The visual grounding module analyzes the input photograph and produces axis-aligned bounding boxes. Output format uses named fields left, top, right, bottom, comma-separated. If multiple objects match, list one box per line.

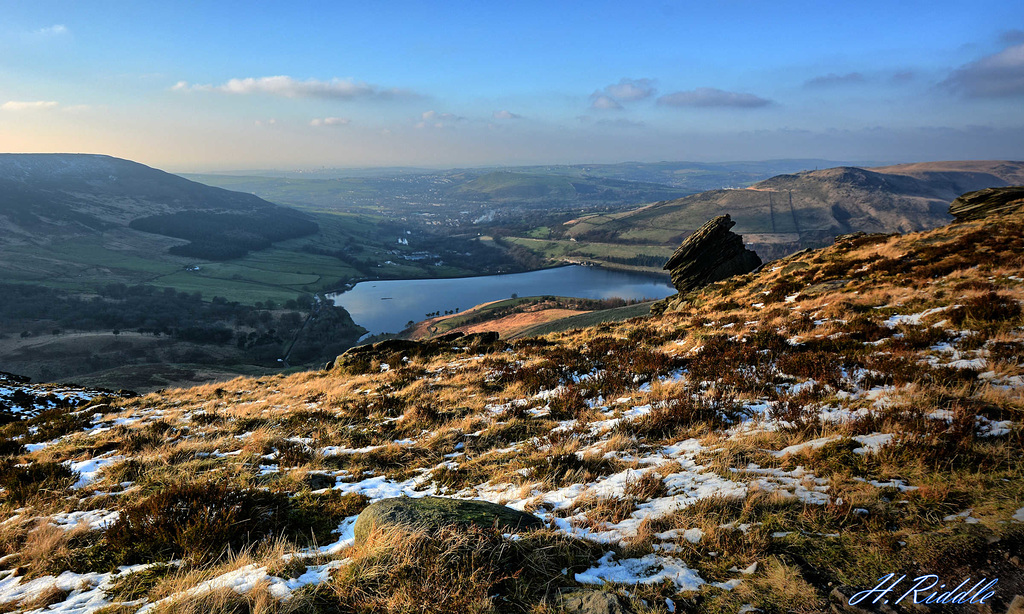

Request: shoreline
left=326, top=260, right=670, bottom=298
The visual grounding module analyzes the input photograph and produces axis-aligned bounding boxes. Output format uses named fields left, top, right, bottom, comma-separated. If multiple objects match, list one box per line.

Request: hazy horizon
left=2, top=1, right=1023, bottom=171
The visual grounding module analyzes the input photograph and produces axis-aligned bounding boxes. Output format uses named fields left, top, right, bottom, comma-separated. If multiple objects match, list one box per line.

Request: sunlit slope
left=563, top=160, right=1024, bottom=259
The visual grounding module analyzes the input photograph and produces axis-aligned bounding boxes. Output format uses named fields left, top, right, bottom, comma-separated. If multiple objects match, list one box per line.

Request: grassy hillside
left=405, top=295, right=643, bottom=340
left=1, top=209, right=1021, bottom=613
left=522, top=161, right=1024, bottom=266
left=0, top=154, right=315, bottom=255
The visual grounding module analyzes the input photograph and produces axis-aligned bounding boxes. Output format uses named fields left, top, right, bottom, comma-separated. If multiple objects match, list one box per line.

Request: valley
left=1, top=200, right=1021, bottom=613
left=3, top=154, right=1022, bottom=396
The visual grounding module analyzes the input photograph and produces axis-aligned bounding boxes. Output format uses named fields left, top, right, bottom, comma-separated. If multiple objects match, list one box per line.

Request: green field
left=504, top=237, right=674, bottom=274
left=0, top=203, right=519, bottom=307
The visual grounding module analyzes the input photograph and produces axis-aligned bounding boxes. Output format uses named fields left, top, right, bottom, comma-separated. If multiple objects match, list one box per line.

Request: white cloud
left=493, top=109, right=522, bottom=120
left=657, top=87, right=772, bottom=108
left=604, top=78, right=656, bottom=101
left=942, top=42, right=1024, bottom=97
left=173, top=75, right=414, bottom=100
left=310, top=117, right=351, bottom=127
left=1, top=100, right=59, bottom=111
left=589, top=77, right=655, bottom=110
left=34, top=24, right=68, bottom=36
left=421, top=110, right=462, bottom=121
left=590, top=95, right=623, bottom=110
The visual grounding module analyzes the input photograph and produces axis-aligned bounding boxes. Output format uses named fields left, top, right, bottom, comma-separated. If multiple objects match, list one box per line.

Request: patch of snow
left=576, top=552, right=705, bottom=591
left=49, top=510, right=119, bottom=531
left=883, top=306, right=950, bottom=328
left=66, top=454, right=124, bottom=489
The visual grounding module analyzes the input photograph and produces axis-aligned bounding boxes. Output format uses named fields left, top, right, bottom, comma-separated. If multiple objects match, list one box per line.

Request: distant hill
left=448, top=171, right=684, bottom=203
left=562, top=160, right=1024, bottom=260
left=0, top=153, right=317, bottom=259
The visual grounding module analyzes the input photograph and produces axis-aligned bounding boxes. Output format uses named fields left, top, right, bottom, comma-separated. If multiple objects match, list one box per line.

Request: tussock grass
left=3, top=212, right=1024, bottom=613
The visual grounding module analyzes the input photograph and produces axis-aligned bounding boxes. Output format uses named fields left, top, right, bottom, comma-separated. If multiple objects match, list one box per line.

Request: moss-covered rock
left=353, top=495, right=544, bottom=544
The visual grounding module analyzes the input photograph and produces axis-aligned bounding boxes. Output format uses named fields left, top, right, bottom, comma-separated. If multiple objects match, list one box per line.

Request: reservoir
left=327, top=265, right=675, bottom=336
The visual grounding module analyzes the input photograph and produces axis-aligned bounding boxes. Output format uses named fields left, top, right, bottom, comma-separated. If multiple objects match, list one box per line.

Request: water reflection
left=327, top=265, right=674, bottom=336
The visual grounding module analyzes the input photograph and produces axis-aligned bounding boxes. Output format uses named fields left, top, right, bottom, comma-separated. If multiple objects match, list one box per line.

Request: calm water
left=327, top=266, right=674, bottom=336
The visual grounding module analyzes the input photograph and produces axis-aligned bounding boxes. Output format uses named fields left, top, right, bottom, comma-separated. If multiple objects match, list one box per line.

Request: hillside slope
left=0, top=154, right=306, bottom=244
left=0, top=154, right=320, bottom=263
left=562, top=160, right=1024, bottom=261
left=1, top=210, right=1021, bottom=612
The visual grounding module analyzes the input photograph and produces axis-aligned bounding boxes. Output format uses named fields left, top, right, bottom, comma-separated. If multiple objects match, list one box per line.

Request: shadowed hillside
left=0, top=154, right=318, bottom=259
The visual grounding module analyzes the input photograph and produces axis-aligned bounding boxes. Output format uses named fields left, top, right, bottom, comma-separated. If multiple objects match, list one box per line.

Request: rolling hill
left=559, top=160, right=1024, bottom=261
left=0, top=204, right=1021, bottom=613
left=0, top=153, right=318, bottom=259
left=447, top=171, right=687, bottom=203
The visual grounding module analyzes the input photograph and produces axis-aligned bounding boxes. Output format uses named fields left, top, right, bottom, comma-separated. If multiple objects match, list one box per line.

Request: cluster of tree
left=589, top=253, right=667, bottom=268
left=2, top=282, right=294, bottom=350
left=489, top=237, right=546, bottom=270
left=2, top=282, right=365, bottom=371
left=129, top=209, right=319, bottom=260
left=287, top=305, right=364, bottom=364
left=303, top=231, right=517, bottom=279
left=1, top=283, right=248, bottom=336
left=300, top=245, right=369, bottom=274
left=423, top=308, right=461, bottom=318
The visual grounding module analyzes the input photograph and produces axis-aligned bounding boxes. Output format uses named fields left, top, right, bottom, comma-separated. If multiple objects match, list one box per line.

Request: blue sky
left=1, top=1, right=1022, bottom=170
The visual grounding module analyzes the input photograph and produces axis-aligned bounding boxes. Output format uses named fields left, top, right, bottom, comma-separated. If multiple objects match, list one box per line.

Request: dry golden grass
left=2, top=211, right=1023, bottom=613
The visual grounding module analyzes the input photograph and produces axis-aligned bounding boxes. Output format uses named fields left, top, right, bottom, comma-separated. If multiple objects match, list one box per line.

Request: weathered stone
left=830, top=587, right=874, bottom=614
left=1006, top=594, right=1024, bottom=614
left=434, top=331, right=464, bottom=343
left=303, top=472, right=336, bottom=491
left=949, top=186, right=1024, bottom=222
left=830, top=586, right=894, bottom=614
left=462, top=331, right=499, bottom=345
left=353, top=496, right=544, bottom=544
left=662, top=214, right=762, bottom=295
left=554, top=589, right=634, bottom=614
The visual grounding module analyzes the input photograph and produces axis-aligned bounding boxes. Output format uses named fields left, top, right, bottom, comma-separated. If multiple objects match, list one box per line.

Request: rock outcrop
left=949, top=186, right=1024, bottom=222
left=553, top=589, right=635, bottom=614
left=330, top=331, right=501, bottom=371
left=662, top=214, right=761, bottom=294
left=352, top=496, right=544, bottom=544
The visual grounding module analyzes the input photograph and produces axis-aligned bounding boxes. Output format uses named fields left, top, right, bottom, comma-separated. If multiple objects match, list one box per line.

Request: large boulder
left=353, top=496, right=544, bottom=544
left=949, top=186, right=1024, bottom=222
left=662, top=214, right=762, bottom=295
left=554, top=589, right=635, bottom=614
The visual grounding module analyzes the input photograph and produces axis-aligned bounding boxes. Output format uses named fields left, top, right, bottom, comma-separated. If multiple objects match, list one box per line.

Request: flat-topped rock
left=949, top=186, right=1024, bottom=222
left=353, top=496, right=544, bottom=544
